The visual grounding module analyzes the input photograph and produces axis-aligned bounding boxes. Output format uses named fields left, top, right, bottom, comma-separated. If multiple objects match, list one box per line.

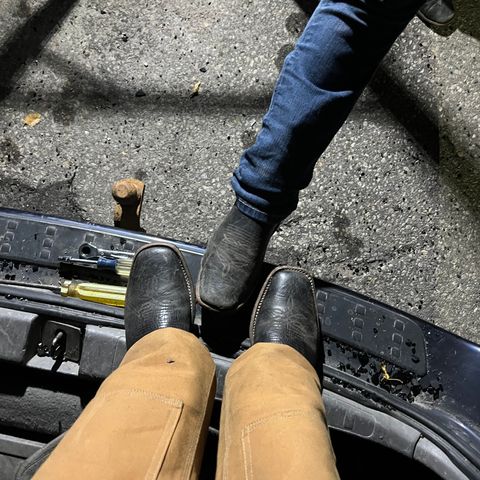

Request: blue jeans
left=232, top=0, right=425, bottom=224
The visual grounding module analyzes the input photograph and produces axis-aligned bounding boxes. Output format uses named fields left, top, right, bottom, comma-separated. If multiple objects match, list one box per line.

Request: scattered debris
left=199, top=66, right=207, bottom=73
left=358, top=351, right=369, bottom=367
left=324, top=336, right=444, bottom=403
left=23, top=113, right=42, bottom=127
left=380, top=364, right=403, bottom=384
left=122, top=33, right=129, bottom=42
left=190, top=81, right=201, bottom=98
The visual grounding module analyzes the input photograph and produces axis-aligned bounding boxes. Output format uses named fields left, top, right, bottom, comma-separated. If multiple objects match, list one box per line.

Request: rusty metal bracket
left=112, top=178, right=145, bottom=232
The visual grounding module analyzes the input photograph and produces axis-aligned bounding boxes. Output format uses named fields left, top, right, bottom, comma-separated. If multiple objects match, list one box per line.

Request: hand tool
left=60, top=280, right=126, bottom=307
left=59, top=256, right=132, bottom=278
left=78, top=243, right=135, bottom=260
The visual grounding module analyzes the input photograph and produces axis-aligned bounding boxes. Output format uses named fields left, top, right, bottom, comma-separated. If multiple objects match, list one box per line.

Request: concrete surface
left=0, top=0, right=479, bottom=343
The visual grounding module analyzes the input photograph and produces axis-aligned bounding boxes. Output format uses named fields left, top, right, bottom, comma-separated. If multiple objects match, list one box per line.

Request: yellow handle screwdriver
left=60, top=280, right=127, bottom=307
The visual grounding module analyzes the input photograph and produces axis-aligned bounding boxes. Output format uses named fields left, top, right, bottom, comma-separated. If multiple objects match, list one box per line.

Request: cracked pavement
left=0, top=0, right=479, bottom=343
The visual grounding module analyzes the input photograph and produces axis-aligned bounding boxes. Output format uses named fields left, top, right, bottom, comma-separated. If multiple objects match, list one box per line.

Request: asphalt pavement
left=0, top=0, right=479, bottom=343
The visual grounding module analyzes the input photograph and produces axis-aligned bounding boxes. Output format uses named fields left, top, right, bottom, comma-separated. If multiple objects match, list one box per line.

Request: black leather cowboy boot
left=124, top=243, right=195, bottom=349
left=250, top=266, right=320, bottom=367
left=417, top=0, right=455, bottom=26
left=197, top=204, right=277, bottom=312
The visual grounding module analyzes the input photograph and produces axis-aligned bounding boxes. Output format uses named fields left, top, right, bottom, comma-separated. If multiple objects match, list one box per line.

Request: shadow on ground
left=3, top=50, right=272, bottom=121
left=0, top=176, right=84, bottom=221
left=0, top=0, right=79, bottom=101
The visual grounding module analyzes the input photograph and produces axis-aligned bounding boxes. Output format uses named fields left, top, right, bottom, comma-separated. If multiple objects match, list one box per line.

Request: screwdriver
left=58, top=256, right=132, bottom=278
left=60, top=280, right=126, bottom=307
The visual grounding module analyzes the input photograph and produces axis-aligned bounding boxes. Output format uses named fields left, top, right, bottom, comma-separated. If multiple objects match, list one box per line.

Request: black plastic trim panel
left=317, top=285, right=426, bottom=375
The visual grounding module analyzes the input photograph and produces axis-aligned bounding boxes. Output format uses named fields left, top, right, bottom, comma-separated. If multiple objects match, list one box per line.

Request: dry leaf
left=190, top=81, right=201, bottom=98
left=24, top=112, right=42, bottom=127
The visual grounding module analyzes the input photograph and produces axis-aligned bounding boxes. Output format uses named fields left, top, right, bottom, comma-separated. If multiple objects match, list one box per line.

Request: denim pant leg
left=232, top=0, right=425, bottom=224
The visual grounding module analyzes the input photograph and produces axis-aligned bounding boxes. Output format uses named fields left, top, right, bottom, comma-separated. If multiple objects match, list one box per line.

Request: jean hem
left=235, top=198, right=284, bottom=226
